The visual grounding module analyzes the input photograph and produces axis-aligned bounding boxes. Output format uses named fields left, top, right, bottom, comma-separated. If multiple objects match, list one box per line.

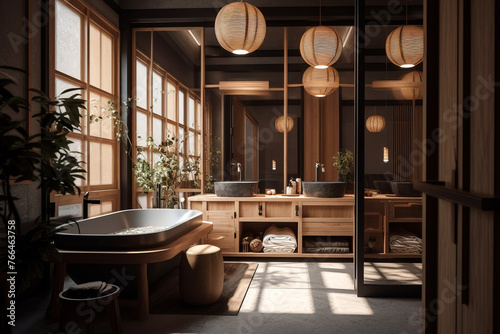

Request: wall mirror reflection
left=132, top=28, right=204, bottom=209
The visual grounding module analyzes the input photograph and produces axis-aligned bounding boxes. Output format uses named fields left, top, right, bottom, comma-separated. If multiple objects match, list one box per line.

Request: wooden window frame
left=132, top=46, right=204, bottom=207
left=49, top=0, right=120, bottom=216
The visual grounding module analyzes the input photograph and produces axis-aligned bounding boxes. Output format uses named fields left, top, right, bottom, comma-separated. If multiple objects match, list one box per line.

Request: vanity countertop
left=188, top=194, right=421, bottom=202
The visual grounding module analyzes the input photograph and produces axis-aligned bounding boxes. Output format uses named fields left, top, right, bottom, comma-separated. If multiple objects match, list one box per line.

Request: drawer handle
left=295, top=205, right=299, bottom=216
left=258, top=204, right=263, bottom=216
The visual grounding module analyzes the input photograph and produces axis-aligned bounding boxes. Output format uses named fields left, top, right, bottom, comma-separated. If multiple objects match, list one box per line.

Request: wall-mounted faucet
left=315, top=162, right=325, bottom=182
left=83, top=192, right=101, bottom=219
left=231, top=162, right=242, bottom=181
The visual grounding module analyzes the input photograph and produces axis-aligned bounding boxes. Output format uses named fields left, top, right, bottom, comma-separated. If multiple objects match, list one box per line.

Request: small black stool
left=58, top=283, right=122, bottom=334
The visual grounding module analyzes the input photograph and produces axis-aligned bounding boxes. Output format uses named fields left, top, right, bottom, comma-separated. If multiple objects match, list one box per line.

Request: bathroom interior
left=4, top=0, right=498, bottom=333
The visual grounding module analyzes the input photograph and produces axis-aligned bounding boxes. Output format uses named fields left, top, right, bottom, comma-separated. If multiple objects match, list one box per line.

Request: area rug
left=150, top=262, right=258, bottom=315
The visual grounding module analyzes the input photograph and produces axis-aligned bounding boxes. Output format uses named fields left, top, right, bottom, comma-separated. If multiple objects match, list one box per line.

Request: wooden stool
left=179, top=245, right=224, bottom=305
left=59, top=284, right=122, bottom=334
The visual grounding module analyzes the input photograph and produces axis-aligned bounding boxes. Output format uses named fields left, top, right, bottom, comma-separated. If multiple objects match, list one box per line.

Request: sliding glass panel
left=358, top=0, right=424, bottom=297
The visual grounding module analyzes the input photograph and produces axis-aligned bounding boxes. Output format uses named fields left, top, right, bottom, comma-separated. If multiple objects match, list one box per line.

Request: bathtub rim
left=55, top=208, right=203, bottom=237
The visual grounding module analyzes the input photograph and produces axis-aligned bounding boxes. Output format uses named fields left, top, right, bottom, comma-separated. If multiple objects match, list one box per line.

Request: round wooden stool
left=59, top=283, right=122, bottom=334
left=179, top=244, right=224, bottom=305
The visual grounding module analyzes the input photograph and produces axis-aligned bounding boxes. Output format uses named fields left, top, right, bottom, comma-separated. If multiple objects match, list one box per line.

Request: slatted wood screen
left=393, top=105, right=413, bottom=181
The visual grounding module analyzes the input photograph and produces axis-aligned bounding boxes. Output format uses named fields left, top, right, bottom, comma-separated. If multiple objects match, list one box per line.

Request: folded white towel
left=263, top=225, right=297, bottom=253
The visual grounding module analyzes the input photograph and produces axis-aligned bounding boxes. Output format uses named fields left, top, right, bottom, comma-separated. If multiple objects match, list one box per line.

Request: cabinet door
left=205, top=212, right=236, bottom=252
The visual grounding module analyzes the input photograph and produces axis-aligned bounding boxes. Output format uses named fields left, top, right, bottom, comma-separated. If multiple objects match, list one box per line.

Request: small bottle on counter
left=296, top=178, right=302, bottom=194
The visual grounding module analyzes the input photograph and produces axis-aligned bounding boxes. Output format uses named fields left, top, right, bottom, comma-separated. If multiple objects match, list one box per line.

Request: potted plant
left=0, top=67, right=86, bottom=294
left=133, top=132, right=200, bottom=208
left=332, top=149, right=354, bottom=193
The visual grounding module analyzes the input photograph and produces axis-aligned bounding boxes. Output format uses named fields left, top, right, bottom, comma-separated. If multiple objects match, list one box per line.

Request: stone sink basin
left=390, top=182, right=422, bottom=197
left=214, top=181, right=259, bottom=197
left=302, top=181, right=346, bottom=198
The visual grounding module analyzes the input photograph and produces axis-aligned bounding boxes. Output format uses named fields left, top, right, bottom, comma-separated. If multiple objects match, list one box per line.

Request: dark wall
left=153, top=31, right=198, bottom=89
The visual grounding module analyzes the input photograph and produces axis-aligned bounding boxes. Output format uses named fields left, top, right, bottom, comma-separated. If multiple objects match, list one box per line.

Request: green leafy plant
left=0, top=66, right=86, bottom=291
left=332, top=149, right=354, bottom=185
left=133, top=132, right=200, bottom=208
left=204, top=136, right=221, bottom=193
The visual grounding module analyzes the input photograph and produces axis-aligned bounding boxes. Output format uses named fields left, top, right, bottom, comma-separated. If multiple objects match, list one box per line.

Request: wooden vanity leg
left=48, top=262, right=66, bottom=319
left=136, top=263, right=149, bottom=320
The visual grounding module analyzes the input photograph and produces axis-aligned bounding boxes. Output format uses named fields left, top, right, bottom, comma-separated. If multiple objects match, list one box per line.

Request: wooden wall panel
left=463, top=0, right=495, bottom=331
left=304, top=93, right=320, bottom=181
left=232, top=96, right=246, bottom=179
left=303, top=90, right=340, bottom=181
left=437, top=0, right=458, bottom=332
left=322, top=90, right=340, bottom=181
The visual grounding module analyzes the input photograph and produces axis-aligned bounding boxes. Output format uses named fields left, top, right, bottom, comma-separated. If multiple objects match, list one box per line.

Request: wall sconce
left=272, top=160, right=276, bottom=170
left=383, top=147, right=389, bottom=163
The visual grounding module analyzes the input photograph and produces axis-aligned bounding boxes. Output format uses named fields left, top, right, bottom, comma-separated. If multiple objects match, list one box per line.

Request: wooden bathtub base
left=48, top=222, right=213, bottom=320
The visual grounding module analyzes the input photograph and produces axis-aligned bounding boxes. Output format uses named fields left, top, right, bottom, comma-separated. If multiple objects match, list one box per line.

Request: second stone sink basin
left=302, top=181, right=346, bottom=198
left=214, top=181, right=259, bottom=197
left=390, top=182, right=422, bottom=197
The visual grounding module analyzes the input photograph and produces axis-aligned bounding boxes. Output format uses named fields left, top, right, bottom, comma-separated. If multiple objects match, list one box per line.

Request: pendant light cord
left=319, top=0, right=322, bottom=26
left=406, top=0, right=408, bottom=25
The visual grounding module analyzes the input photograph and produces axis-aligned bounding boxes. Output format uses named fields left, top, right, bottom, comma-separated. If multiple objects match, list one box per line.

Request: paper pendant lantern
left=214, top=2, right=266, bottom=55
left=275, top=116, right=294, bottom=133
left=401, top=71, right=424, bottom=100
left=385, top=25, right=424, bottom=68
left=366, top=115, right=386, bottom=132
left=303, top=66, right=340, bottom=97
left=300, top=26, right=342, bottom=68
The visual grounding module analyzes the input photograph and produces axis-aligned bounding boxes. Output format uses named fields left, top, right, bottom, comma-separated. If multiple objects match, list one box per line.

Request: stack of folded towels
left=303, top=237, right=350, bottom=253
left=263, top=225, right=297, bottom=253
left=390, top=227, right=422, bottom=254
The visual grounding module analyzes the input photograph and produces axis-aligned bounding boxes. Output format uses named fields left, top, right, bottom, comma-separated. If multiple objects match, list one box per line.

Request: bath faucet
left=83, top=192, right=101, bottom=219
left=154, top=183, right=166, bottom=208
left=231, top=162, right=242, bottom=181
left=315, top=162, right=325, bottom=182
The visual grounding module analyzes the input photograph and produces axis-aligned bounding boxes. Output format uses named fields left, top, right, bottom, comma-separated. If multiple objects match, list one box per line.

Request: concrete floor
left=18, top=261, right=422, bottom=334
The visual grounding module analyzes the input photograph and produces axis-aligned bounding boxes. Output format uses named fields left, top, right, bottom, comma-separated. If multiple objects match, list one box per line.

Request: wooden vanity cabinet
left=189, top=200, right=237, bottom=252
left=188, top=195, right=421, bottom=259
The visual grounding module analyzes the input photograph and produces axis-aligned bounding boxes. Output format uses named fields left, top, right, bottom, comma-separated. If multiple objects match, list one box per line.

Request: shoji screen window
left=51, top=0, right=119, bottom=217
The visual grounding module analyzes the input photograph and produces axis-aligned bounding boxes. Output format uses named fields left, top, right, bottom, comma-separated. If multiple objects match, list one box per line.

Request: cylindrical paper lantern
left=302, top=66, right=340, bottom=97
left=401, top=71, right=424, bottom=100
left=214, top=2, right=266, bottom=55
left=385, top=25, right=424, bottom=68
left=275, top=116, right=294, bottom=133
left=366, top=115, right=386, bottom=133
left=300, top=26, right=343, bottom=68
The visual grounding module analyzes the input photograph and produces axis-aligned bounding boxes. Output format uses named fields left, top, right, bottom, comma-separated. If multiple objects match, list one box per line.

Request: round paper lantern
left=401, top=71, right=424, bottom=100
left=300, top=26, right=342, bottom=69
left=275, top=116, right=294, bottom=133
left=302, top=66, right=340, bottom=97
left=214, top=2, right=266, bottom=55
left=385, top=25, right=424, bottom=68
left=366, top=115, right=386, bottom=133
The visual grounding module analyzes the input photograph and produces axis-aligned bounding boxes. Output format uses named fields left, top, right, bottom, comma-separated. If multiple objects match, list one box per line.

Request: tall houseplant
left=332, top=149, right=354, bottom=193
left=0, top=67, right=86, bottom=291
left=133, top=132, right=200, bottom=208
